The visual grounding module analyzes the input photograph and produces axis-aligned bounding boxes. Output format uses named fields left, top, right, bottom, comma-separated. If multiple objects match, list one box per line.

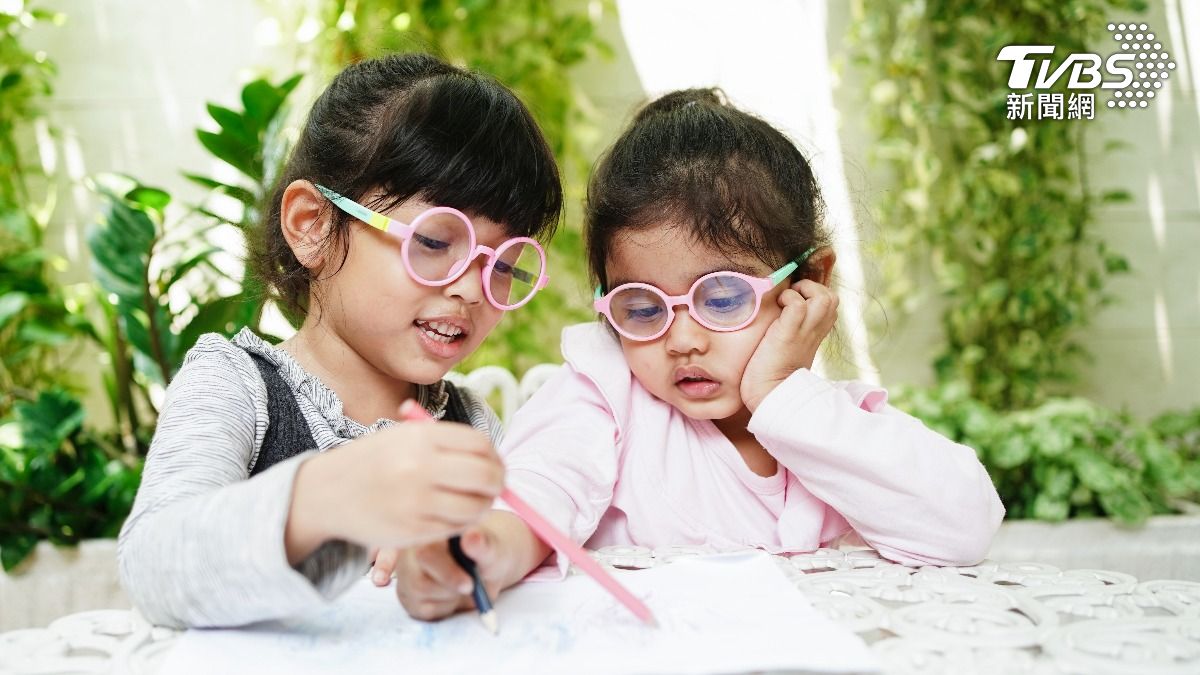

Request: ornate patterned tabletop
left=3, top=546, right=1199, bottom=674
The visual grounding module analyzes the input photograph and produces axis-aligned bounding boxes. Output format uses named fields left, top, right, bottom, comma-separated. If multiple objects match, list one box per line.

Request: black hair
left=586, top=88, right=828, bottom=292
left=253, top=52, right=562, bottom=318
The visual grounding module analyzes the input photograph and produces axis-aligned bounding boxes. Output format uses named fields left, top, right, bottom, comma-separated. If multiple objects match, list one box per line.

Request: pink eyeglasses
left=593, top=248, right=815, bottom=341
left=316, top=184, right=550, bottom=310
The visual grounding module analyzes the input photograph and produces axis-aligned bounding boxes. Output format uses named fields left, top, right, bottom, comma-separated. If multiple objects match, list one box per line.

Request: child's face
left=317, top=197, right=508, bottom=385
left=605, top=225, right=786, bottom=420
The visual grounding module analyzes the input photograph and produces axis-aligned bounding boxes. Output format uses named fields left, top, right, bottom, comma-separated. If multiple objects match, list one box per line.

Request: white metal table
left=3, top=547, right=1199, bottom=674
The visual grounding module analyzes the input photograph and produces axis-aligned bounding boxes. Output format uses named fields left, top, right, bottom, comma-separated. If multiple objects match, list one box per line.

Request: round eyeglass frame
left=592, top=248, right=815, bottom=341
left=315, top=183, right=549, bottom=310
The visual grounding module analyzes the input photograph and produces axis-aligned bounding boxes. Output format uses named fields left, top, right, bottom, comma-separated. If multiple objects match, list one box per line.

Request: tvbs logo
left=997, top=23, right=1174, bottom=116
left=997, top=45, right=1135, bottom=90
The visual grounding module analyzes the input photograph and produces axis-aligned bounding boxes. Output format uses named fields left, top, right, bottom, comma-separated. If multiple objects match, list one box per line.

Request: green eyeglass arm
left=769, top=246, right=817, bottom=286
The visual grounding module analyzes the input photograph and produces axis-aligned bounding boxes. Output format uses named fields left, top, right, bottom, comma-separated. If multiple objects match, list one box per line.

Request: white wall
left=1080, top=0, right=1200, bottom=418
left=30, top=0, right=291, bottom=264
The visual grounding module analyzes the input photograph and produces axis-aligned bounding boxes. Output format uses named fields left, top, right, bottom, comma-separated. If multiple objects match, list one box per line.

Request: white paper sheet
left=161, top=553, right=879, bottom=675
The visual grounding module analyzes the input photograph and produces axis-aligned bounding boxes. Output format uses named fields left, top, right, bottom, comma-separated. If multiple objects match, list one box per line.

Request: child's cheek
left=725, top=304, right=781, bottom=378
left=472, top=307, right=504, bottom=343
left=619, top=343, right=667, bottom=392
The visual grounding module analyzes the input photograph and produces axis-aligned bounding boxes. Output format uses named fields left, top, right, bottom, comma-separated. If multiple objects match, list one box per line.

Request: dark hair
left=585, top=88, right=828, bottom=292
left=253, top=53, right=562, bottom=318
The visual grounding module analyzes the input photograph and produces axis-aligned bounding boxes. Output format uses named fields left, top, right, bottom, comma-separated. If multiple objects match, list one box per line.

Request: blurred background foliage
left=1, top=0, right=1198, bottom=570
left=1, top=2, right=304, bottom=567
left=850, top=0, right=1147, bottom=411
left=1, top=4, right=143, bottom=569
left=848, top=0, right=1197, bottom=523
left=0, top=4, right=78, bottom=419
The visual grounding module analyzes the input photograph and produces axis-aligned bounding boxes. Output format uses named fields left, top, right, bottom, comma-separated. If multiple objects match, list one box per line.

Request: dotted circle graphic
left=1107, top=23, right=1174, bottom=111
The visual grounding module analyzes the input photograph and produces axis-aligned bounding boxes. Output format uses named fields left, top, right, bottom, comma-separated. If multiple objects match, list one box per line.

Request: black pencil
left=448, top=535, right=498, bottom=634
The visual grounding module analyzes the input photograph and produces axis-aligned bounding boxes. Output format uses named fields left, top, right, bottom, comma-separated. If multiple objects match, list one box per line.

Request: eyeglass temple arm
left=314, top=184, right=392, bottom=232
left=768, top=246, right=818, bottom=286
left=594, top=246, right=819, bottom=298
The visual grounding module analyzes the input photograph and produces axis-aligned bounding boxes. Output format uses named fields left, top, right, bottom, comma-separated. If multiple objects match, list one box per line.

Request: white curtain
left=616, top=0, right=879, bottom=383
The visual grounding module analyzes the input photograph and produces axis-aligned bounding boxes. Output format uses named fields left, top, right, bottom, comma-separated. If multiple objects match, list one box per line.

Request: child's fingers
left=422, top=424, right=496, bottom=457
left=395, top=572, right=463, bottom=621
left=371, top=548, right=400, bottom=585
left=424, top=489, right=495, bottom=526
left=431, top=453, right=505, bottom=497
left=793, top=278, right=831, bottom=299
left=792, top=280, right=838, bottom=326
left=772, top=289, right=808, bottom=334
left=459, top=526, right=497, bottom=568
left=396, top=553, right=467, bottom=606
left=415, top=544, right=475, bottom=596
left=794, top=280, right=838, bottom=311
left=404, top=596, right=463, bottom=622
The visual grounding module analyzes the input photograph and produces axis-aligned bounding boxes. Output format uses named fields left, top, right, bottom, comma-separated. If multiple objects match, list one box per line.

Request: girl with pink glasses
left=117, top=53, right=560, bottom=628
left=389, top=89, right=1005, bottom=621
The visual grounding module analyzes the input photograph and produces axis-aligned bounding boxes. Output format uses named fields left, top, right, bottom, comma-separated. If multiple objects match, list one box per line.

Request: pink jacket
left=498, top=323, right=1005, bottom=569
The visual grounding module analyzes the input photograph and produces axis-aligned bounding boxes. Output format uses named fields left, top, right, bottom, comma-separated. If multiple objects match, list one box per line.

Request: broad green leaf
left=205, top=103, right=256, bottom=146
left=182, top=173, right=257, bottom=208
left=126, top=186, right=171, bottom=215
left=196, top=130, right=261, bottom=182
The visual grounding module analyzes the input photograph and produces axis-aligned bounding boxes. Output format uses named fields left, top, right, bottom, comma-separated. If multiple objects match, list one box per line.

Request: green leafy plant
left=0, top=242, right=93, bottom=416
left=0, top=2, right=62, bottom=211
left=850, top=0, right=1145, bottom=409
left=1151, top=409, right=1200, bottom=493
left=268, top=0, right=612, bottom=373
left=0, top=2, right=79, bottom=420
left=895, top=383, right=1200, bottom=524
left=0, top=73, right=303, bottom=569
left=0, top=390, right=141, bottom=570
left=85, top=75, right=305, bottom=453
left=0, top=3, right=131, bottom=571
left=185, top=73, right=304, bottom=330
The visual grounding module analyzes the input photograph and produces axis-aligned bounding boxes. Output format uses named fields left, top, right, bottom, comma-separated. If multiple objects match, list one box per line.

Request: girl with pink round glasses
left=389, top=88, right=1005, bottom=621
left=118, top=53, right=560, bottom=628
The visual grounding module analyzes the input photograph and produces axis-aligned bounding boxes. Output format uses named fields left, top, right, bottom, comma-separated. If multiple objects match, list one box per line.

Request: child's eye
left=491, top=261, right=536, bottom=284
left=703, top=294, right=750, bottom=313
left=413, top=233, right=451, bottom=251
left=624, top=305, right=663, bottom=322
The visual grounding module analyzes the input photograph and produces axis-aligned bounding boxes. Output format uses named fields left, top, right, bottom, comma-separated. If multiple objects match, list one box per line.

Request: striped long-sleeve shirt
left=116, top=328, right=502, bottom=628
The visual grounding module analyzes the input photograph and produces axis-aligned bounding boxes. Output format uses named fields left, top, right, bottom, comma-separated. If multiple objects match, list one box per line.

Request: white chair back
left=446, top=363, right=562, bottom=426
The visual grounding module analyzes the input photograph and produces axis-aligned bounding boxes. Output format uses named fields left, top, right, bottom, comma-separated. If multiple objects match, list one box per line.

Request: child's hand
left=740, top=279, right=839, bottom=413
left=388, top=510, right=550, bottom=621
left=391, top=523, right=506, bottom=621
left=284, top=417, right=505, bottom=563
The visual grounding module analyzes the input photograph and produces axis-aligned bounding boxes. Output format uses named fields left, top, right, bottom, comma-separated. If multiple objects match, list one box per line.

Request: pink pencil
left=499, top=487, right=656, bottom=626
left=398, top=400, right=656, bottom=626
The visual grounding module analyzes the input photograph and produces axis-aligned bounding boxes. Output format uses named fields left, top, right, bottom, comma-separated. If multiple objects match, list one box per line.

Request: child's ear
left=803, top=246, right=837, bottom=286
left=280, top=180, right=333, bottom=271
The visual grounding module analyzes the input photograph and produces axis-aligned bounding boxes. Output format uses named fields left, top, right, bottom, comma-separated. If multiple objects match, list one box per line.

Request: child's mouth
left=676, top=377, right=720, bottom=398
left=414, top=319, right=467, bottom=345
left=674, top=366, right=721, bottom=399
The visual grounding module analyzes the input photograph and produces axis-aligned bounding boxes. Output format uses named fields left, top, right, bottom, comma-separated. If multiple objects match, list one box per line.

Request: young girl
left=386, top=89, right=1005, bottom=620
left=117, top=53, right=562, bottom=628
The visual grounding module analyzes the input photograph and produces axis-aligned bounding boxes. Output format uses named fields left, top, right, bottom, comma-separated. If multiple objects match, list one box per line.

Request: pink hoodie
left=498, top=322, right=1005, bottom=570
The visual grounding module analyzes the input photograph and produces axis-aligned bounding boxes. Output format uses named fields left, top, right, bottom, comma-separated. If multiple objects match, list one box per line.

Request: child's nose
left=664, top=308, right=709, bottom=356
left=444, top=255, right=488, bottom=306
